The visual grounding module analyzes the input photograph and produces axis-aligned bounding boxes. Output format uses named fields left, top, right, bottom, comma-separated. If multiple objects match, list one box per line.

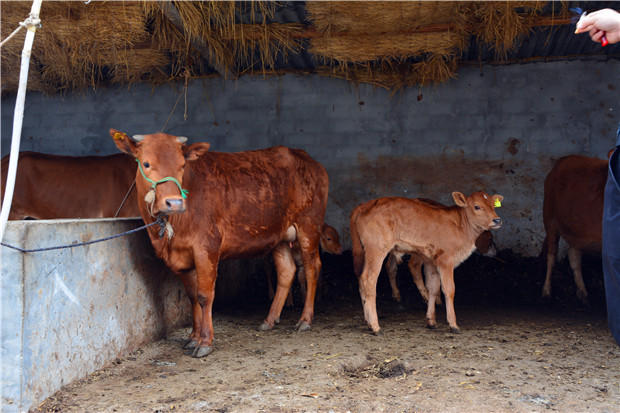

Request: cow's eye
left=143, top=162, right=150, bottom=168
left=474, top=205, right=481, bottom=210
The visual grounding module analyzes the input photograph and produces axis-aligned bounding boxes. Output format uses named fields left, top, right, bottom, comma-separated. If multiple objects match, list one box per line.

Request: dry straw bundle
left=1, top=1, right=552, bottom=94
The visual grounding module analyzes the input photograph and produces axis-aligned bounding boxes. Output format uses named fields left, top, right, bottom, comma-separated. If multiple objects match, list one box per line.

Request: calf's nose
left=493, top=218, right=502, bottom=227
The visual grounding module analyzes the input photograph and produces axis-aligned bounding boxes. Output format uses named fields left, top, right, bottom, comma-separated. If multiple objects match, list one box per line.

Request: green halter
left=135, top=159, right=188, bottom=199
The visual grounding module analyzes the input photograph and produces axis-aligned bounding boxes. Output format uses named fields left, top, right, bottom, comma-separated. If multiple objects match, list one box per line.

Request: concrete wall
left=1, top=218, right=190, bottom=412
left=2, top=60, right=619, bottom=256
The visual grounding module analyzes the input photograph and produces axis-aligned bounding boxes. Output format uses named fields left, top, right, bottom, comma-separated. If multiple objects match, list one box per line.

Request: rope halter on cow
left=135, top=159, right=187, bottom=239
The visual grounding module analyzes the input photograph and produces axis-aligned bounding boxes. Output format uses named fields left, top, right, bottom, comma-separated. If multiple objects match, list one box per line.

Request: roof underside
left=1, top=1, right=619, bottom=95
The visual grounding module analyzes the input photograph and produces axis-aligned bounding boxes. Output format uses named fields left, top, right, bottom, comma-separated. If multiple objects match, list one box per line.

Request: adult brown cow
left=111, top=129, right=329, bottom=358
left=351, top=191, right=503, bottom=334
left=540, top=154, right=607, bottom=304
left=1, top=151, right=138, bottom=219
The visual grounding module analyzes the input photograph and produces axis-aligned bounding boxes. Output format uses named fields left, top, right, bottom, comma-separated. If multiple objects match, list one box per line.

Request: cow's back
left=1, top=152, right=138, bottom=219
left=543, top=155, right=607, bottom=252
left=169, top=146, right=329, bottom=260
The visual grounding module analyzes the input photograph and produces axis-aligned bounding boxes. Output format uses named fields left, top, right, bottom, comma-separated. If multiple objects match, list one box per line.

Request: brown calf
left=540, top=155, right=607, bottom=304
left=351, top=192, right=503, bottom=334
left=384, top=198, right=497, bottom=304
left=1, top=152, right=138, bottom=219
left=112, top=129, right=328, bottom=357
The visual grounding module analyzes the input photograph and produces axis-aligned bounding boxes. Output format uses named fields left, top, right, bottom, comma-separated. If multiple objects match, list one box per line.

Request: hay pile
left=0, top=1, right=565, bottom=94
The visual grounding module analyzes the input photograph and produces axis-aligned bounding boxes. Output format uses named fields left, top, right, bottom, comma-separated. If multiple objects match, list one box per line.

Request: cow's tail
left=350, top=207, right=365, bottom=277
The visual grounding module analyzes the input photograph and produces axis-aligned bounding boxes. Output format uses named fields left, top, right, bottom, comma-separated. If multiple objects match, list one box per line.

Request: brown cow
left=1, top=152, right=138, bottom=219
left=351, top=191, right=503, bottom=334
left=540, top=154, right=607, bottom=304
left=111, top=129, right=329, bottom=358
left=384, top=198, right=497, bottom=304
left=267, top=223, right=343, bottom=307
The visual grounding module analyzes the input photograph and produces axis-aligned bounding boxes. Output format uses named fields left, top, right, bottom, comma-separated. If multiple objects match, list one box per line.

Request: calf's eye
left=474, top=205, right=481, bottom=210
left=143, top=162, right=150, bottom=168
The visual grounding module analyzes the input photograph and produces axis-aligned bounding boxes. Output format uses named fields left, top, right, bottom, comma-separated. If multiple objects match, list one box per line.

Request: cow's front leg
left=260, top=243, right=296, bottom=331
left=424, top=265, right=441, bottom=329
left=178, top=270, right=201, bottom=349
left=192, top=253, right=219, bottom=358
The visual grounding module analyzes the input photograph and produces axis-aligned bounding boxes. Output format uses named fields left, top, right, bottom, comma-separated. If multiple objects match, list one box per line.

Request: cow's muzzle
left=162, top=197, right=186, bottom=214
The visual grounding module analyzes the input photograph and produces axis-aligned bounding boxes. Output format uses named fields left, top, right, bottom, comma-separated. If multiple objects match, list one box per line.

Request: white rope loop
left=0, top=12, right=41, bottom=49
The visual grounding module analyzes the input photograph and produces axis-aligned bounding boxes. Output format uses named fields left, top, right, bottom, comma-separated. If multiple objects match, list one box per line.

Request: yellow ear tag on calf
left=113, top=132, right=125, bottom=140
left=494, top=199, right=502, bottom=208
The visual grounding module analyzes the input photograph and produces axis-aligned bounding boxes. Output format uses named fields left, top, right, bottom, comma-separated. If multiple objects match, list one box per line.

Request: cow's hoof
left=426, top=321, right=437, bottom=330
left=371, top=329, right=383, bottom=336
left=450, top=327, right=461, bottom=334
left=296, top=321, right=311, bottom=332
left=183, top=339, right=199, bottom=349
left=192, top=345, right=213, bottom=358
left=258, top=323, right=273, bottom=332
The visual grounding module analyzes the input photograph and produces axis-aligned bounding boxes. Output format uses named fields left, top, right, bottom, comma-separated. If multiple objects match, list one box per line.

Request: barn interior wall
left=2, top=60, right=618, bottom=257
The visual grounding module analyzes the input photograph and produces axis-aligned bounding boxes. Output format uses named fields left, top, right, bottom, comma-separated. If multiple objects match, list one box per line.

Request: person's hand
left=575, top=8, right=620, bottom=45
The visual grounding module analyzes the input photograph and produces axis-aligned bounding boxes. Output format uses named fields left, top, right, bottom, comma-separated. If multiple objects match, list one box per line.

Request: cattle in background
left=1, top=152, right=138, bottom=219
left=383, top=198, right=497, bottom=305
left=111, top=129, right=329, bottom=358
left=267, top=223, right=343, bottom=307
left=351, top=192, right=503, bottom=334
left=540, top=154, right=607, bottom=304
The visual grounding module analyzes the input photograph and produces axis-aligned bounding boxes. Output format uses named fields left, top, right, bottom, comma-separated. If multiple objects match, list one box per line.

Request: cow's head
left=453, top=191, right=503, bottom=231
left=110, top=129, right=209, bottom=215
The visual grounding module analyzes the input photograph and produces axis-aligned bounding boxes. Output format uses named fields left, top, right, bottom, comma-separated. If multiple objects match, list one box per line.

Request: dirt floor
left=35, top=251, right=619, bottom=412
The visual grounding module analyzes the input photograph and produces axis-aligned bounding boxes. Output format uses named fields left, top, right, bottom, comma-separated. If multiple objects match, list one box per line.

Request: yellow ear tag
left=113, top=132, right=125, bottom=140
left=494, top=199, right=502, bottom=208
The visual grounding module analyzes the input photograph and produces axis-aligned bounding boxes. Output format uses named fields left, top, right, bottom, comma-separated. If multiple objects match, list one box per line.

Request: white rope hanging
left=0, top=13, right=41, bottom=49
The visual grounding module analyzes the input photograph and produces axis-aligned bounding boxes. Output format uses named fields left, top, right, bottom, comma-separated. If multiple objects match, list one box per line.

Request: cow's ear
left=110, top=129, right=137, bottom=156
left=184, top=142, right=210, bottom=161
left=452, top=191, right=467, bottom=207
left=492, top=194, right=504, bottom=203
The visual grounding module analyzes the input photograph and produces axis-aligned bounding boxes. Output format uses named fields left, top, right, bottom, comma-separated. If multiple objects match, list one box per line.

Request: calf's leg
left=358, top=250, right=385, bottom=334
left=385, top=253, right=403, bottom=303
left=424, top=265, right=441, bottom=329
left=437, top=259, right=460, bottom=334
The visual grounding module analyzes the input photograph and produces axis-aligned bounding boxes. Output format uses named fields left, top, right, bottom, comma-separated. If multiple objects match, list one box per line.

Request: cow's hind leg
left=568, top=247, right=589, bottom=304
left=407, top=256, right=429, bottom=303
left=541, top=230, right=560, bottom=299
left=178, top=270, right=201, bottom=350
left=260, top=243, right=296, bottom=331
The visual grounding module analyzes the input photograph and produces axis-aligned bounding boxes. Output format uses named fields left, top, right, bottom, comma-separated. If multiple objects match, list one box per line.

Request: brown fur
left=350, top=191, right=503, bottom=334
left=111, top=129, right=329, bottom=357
left=1, top=152, right=138, bottom=219
left=540, top=155, right=607, bottom=304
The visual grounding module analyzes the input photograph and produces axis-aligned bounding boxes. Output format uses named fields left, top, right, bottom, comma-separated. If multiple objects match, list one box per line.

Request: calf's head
left=453, top=191, right=503, bottom=231
left=320, top=224, right=343, bottom=255
left=110, top=129, right=209, bottom=215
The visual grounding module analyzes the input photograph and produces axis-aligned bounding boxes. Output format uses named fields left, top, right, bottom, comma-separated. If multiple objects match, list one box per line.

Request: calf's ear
left=492, top=194, right=504, bottom=203
left=452, top=191, right=467, bottom=207
left=184, top=142, right=210, bottom=161
left=110, top=129, right=137, bottom=156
